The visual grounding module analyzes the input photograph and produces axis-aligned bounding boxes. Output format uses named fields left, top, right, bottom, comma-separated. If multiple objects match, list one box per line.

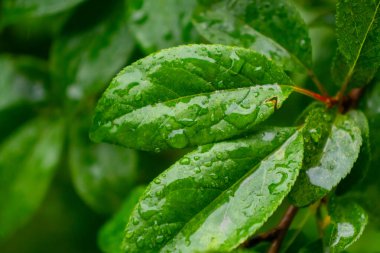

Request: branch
left=267, top=205, right=299, bottom=253
left=307, top=69, right=329, bottom=97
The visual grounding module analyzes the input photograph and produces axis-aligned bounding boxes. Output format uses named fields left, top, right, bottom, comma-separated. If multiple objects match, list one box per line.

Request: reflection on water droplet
left=262, top=131, right=276, bottom=141
left=125, top=231, right=134, bottom=239
left=332, top=222, right=355, bottom=246
left=194, top=167, right=201, bottom=173
left=132, top=10, right=148, bottom=24
left=154, top=178, right=161, bottom=184
left=194, top=156, right=200, bottom=161
left=268, top=171, right=288, bottom=194
left=180, top=157, right=191, bottom=165
left=167, top=129, right=189, bottom=148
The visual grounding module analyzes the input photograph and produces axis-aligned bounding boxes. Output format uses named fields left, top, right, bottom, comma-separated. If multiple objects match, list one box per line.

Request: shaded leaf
left=332, top=0, right=380, bottom=88
left=127, top=0, right=199, bottom=53
left=193, top=0, right=312, bottom=71
left=98, top=186, right=146, bottom=253
left=51, top=0, right=135, bottom=100
left=1, top=0, right=84, bottom=24
left=90, top=44, right=293, bottom=151
left=69, top=119, right=139, bottom=214
left=0, top=117, right=64, bottom=241
left=289, top=104, right=362, bottom=206
left=122, top=127, right=303, bottom=252
left=325, top=198, right=368, bottom=252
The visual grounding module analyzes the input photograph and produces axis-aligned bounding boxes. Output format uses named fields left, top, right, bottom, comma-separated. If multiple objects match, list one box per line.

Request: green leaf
left=289, top=104, right=362, bottom=207
left=90, top=44, right=293, bottom=151
left=122, top=127, right=303, bottom=252
left=0, top=117, right=64, bottom=241
left=336, top=110, right=370, bottom=195
left=51, top=0, right=135, bottom=100
left=332, top=0, right=380, bottom=88
left=0, top=55, right=47, bottom=111
left=1, top=0, right=84, bottom=24
left=98, top=186, right=146, bottom=253
left=325, top=198, right=368, bottom=252
left=69, top=119, right=139, bottom=214
left=193, top=0, right=312, bottom=71
left=127, top=0, right=199, bottom=53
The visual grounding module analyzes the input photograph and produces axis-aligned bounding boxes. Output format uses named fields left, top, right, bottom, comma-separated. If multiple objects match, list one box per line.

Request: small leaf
left=127, top=0, right=199, bottom=53
left=193, top=0, right=312, bottom=71
left=51, top=0, right=135, bottom=100
left=289, top=104, right=362, bottom=206
left=0, top=117, right=64, bottom=241
left=325, top=198, right=368, bottom=252
left=69, top=119, right=139, bottom=214
left=122, top=127, right=303, bottom=252
left=90, top=44, right=293, bottom=151
left=98, top=186, right=146, bottom=253
left=1, top=0, right=84, bottom=24
left=332, top=0, right=380, bottom=88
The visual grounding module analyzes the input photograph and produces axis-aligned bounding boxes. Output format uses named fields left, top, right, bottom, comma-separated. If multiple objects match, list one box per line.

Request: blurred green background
left=0, top=0, right=379, bottom=252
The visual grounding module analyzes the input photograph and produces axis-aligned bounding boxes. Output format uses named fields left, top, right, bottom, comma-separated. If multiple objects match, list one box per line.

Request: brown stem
left=267, top=205, right=299, bottom=253
left=307, top=69, right=329, bottom=97
left=292, top=86, right=337, bottom=107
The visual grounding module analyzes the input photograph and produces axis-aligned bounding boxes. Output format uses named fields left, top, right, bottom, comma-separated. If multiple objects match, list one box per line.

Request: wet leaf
left=0, top=117, right=64, bottom=242
left=69, top=119, right=139, bottom=214
left=1, top=0, right=84, bottom=24
left=325, top=198, right=368, bottom=252
left=122, top=127, right=303, bottom=252
left=127, top=0, right=199, bottom=53
left=51, top=0, right=134, bottom=100
left=193, top=0, right=312, bottom=71
left=98, top=186, right=146, bottom=253
left=289, top=104, right=362, bottom=206
left=90, top=44, right=293, bottom=151
left=332, top=0, right=380, bottom=88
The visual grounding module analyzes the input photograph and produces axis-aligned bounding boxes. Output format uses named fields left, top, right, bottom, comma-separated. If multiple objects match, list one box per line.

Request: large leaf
left=90, top=45, right=293, bottom=151
left=122, top=127, right=303, bottom=252
left=193, top=0, right=312, bottom=71
left=0, top=117, right=64, bottom=241
left=324, top=198, right=368, bottom=252
left=332, top=0, right=380, bottom=88
left=1, top=0, right=84, bottom=24
left=127, top=0, right=199, bottom=53
left=51, top=0, right=134, bottom=100
left=0, top=55, right=47, bottom=111
left=69, top=119, right=139, bottom=214
left=289, top=104, right=362, bottom=206
left=98, top=186, right=146, bottom=253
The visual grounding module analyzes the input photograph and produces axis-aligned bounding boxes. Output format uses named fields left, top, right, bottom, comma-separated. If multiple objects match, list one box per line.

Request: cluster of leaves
left=1, top=0, right=380, bottom=252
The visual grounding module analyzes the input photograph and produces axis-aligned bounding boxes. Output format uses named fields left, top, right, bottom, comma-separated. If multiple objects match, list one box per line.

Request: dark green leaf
left=51, top=0, right=134, bottom=100
left=193, top=0, right=312, bottom=71
left=324, top=198, right=368, bottom=252
left=69, top=119, right=139, bottom=214
left=289, top=104, right=362, bottom=206
left=98, top=186, right=146, bottom=253
left=90, top=44, right=293, bottom=151
left=332, top=0, right=380, bottom=88
left=1, top=0, right=84, bottom=24
left=0, top=55, right=47, bottom=111
left=122, top=127, right=303, bottom=252
left=127, top=0, right=199, bottom=53
left=0, top=117, right=64, bottom=241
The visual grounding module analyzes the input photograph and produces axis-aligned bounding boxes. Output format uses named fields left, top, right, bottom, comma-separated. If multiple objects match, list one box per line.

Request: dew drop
left=180, top=157, right=191, bottom=165
left=167, top=129, right=189, bottom=148
left=154, top=178, right=161, bottom=184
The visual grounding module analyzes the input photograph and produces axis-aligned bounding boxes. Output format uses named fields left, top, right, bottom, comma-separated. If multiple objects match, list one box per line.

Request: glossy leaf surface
left=0, top=117, right=64, bottom=241
left=51, top=0, right=134, bottom=100
left=289, top=105, right=362, bottom=206
left=69, top=119, right=139, bottom=214
left=127, top=0, right=199, bottom=53
left=91, top=45, right=293, bottom=151
left=193, top=0, right=312, bottom=71
left=325, top=199, right=368, bottom=252
left=122, top=127, right=303, bottom=252
left=332, top=0, right=380, bottom=88
left=98, top=186, right=146, bottom=253
left=1, top=0, right=84, bottom=24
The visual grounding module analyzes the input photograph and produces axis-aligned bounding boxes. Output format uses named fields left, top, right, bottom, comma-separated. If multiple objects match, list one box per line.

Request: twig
left=267, top=205, right=299, bottom=253
left=307, top=69, right=329, bottom=97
